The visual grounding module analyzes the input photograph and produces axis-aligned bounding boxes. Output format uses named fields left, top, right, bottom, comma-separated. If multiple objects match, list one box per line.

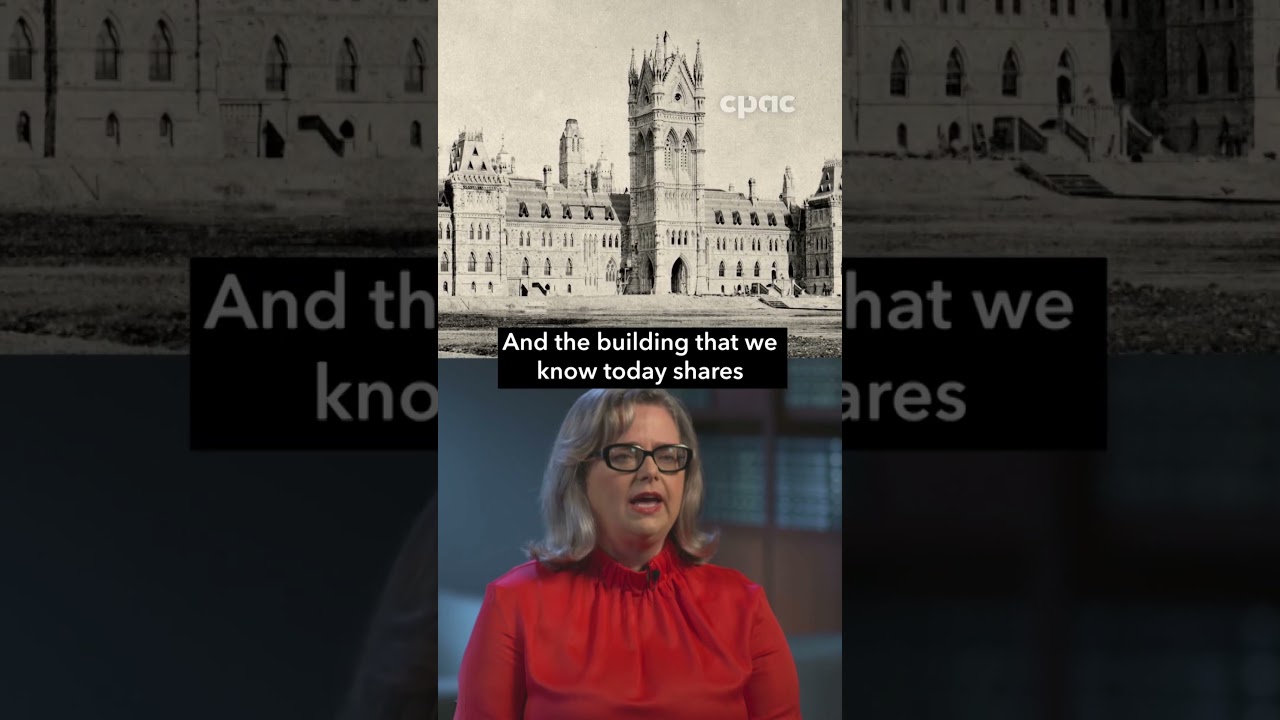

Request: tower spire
left=693, top=39, right=703, bottom=87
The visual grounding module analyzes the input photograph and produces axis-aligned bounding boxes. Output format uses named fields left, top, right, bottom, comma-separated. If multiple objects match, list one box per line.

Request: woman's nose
left=636, top=453, right=661, bottom=478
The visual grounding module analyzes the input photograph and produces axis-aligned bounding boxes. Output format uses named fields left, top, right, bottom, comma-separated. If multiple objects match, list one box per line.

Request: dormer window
left=750, top=212, right=760, bottom=226
left=732, top=211, right=742, bottom=225
left=541, top=203, right=551, bottom=218
left=518, top=202, right=529, bottom=217
left=767, top=213, right=777, bottom=226
left=586, top=207, right=595, bottom=220
left=563, top=205, right=572, bottom=219
left=784, top=215, right=793, bottom=228
left=472, top=147, right=479, bottom=155
left=714, top=210, right=724, bottom=224
left=606, top=207, right=615, bottom=220
left=674, top=92, right=682, bottom=101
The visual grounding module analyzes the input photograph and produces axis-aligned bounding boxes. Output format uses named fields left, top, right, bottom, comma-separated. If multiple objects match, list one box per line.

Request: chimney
left=544, top=165, right=553, bottom=196
left=585, top=169, right=592, bottom=196
left=748, top=178, right=756, bottom=204
left=728, top=182, right=735, bottom=193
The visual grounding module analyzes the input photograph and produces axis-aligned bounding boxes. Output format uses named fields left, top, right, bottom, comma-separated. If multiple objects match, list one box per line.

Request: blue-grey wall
left=439, top=360, right=587, bottom=595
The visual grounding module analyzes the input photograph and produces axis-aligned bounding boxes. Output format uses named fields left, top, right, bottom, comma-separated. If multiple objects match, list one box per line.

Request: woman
left=455, top=389, right=802, bottom=719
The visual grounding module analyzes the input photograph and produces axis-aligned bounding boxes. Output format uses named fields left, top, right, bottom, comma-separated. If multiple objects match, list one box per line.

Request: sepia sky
left=438, top=0, right=840, bottom=199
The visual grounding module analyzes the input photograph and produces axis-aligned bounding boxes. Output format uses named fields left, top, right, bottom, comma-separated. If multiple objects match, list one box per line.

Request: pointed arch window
left=1002, top=50, right=1019, bottom=97
left=890, top=47, right=909, bottom=96
left=566, top=258, right=573, bottom=276
left=440, top=252, right=449, bottom=272
left=266, top=36, right=288, bottom=92
left=467, top=253, right=477, bottom=272
left=485, top=253, right=493, bottom=272
left=544, top=258, right=552, bottom=276
left=719, top=261, right=726, bottom=277
left=1111, top=53, right=1126, bottom=99
left=754, top=262, right=761, bottom=277
left=159, top=113, right=173, bottom=146
left=410, top=121, right=422, bottom=148
left=1226, top=45, right=1239, bottom=93
left=337, top=37, right=358, bottom=93
left=521, top=258, right=530, bottom=276
left=945, top=49, right=964, bottom=97
left=8, top=19, right=34, bottom=81
left=404, top=39, right=426, bottom=93
left=149, top=21, right=173, bottom=82
left=95, top=20, right=121, bottom=80
left=106, top=113, right=120, bottom=146
left=736, top=261, right=744, bottom=277
left=1196, top=45, right=1209, bottom=95
left=17, top=111, right=31, bottom=145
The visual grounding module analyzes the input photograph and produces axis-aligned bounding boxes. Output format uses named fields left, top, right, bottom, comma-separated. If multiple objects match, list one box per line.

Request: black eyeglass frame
left=599, top=443, right=693, bottom=473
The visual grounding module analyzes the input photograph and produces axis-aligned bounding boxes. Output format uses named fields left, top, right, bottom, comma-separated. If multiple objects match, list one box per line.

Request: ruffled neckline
left=585, top=539, right=682, bottom=593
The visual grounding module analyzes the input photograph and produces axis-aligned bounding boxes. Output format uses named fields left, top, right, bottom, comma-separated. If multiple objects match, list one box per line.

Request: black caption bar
left=843, top=257, right=1106, bottom=451
left=190, top=257, right=437, bottom=451
left=497, top=327, right=788, bottom=389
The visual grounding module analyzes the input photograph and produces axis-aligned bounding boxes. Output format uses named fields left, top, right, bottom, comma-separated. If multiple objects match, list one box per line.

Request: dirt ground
left=2, top=190, right=1278, bottom=353
left=848, top=195, right=1280, bottom=352
left=0, top=211, right=429, bottom=353
left=438, top=296, right=842, bottom=358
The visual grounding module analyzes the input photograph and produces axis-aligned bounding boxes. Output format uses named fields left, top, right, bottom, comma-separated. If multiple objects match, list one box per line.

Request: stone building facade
left=844, top=0, right=1280, bottom=157
left=0, top=0, right=434, bottom=160
left=438, top=33, right=841, bottom=298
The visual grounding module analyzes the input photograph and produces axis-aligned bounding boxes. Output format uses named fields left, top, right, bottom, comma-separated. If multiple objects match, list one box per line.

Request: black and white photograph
left=0, top=0, right=436, bottom=354
left=436, top=0, right=842, bottom=359
left=843, top=0, right=1280, bottom=352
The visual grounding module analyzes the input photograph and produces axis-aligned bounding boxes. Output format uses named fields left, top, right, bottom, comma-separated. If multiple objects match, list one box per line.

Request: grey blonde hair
left=526, top=389, right=718, bottom=566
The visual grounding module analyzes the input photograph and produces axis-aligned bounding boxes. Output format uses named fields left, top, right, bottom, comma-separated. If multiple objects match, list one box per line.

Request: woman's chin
left=622, top=514, right=670, bottom=537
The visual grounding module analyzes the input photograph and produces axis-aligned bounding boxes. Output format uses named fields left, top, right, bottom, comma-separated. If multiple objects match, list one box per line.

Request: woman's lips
left=629, top=494, right=663, bottom=515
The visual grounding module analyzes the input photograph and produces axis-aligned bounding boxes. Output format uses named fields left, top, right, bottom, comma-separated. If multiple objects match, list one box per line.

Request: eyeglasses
left=600, top=444, right=692, bottom=473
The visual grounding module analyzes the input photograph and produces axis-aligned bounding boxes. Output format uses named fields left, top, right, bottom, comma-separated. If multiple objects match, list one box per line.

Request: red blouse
left=454, top=541, right=802, bottom=720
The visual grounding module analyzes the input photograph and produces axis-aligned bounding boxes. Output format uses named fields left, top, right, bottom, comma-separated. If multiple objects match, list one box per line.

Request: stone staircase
left=759, top=297, right=789, bottom=310
left=1040, top=173, right=1113, bottom=197
left=1017, top=157, right=1114, bottom=198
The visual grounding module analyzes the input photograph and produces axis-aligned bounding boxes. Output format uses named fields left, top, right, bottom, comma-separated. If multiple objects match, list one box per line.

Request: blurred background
left=0, top=357, right=436, bottom=720
left=438, top=359, right=843, bottom=719
left=846, top=356, right=1280, bottom=720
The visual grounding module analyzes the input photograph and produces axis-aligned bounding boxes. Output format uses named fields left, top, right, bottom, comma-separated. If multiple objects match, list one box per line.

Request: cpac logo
left=720, top=95, right=796, bottom=119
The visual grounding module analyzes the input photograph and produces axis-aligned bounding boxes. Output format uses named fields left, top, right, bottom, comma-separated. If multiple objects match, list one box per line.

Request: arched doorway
left=670, top=257, right=687, bottom=294
left=645, top=258, right=655, bottom=294
left=519, top=284, right=528, bottom=296
left=1057, top=76, right=1073, bottom=106
left=1056, top=50, right=1075, bottom=120
left=771, top=262, right=778, bottom=283
left=263, top=121, right=285, bottom=158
